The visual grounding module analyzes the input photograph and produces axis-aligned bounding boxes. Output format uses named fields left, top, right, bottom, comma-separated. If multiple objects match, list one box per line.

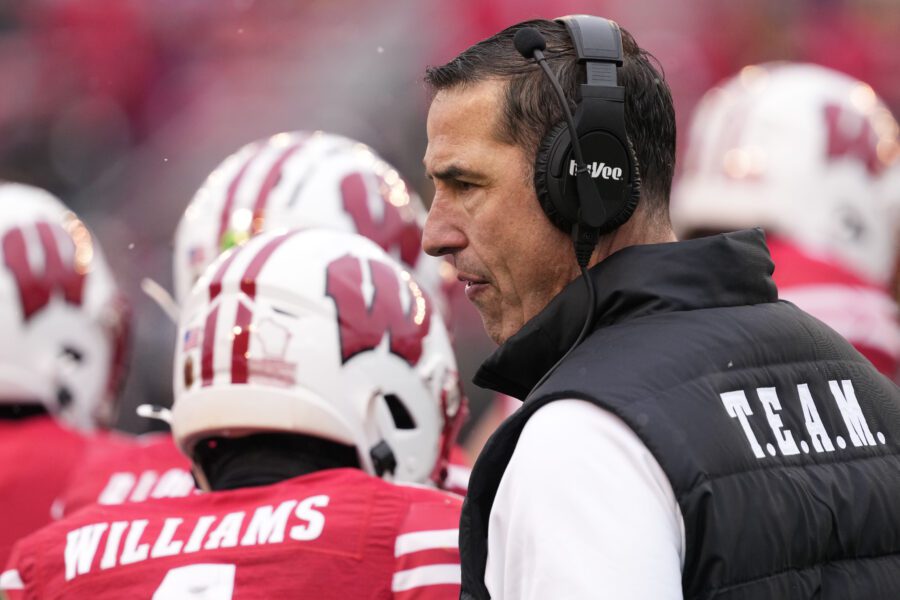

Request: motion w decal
left=2, top=221, right=86, bottom=321
left=325, top=254, right=431, bottom=365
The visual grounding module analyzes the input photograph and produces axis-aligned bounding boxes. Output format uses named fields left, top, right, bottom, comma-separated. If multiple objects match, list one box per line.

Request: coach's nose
left=423, top=193, right=467, bottom=258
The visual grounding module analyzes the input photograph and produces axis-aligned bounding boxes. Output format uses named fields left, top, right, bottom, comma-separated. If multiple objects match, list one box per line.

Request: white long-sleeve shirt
left=484, top=399, right=686, bottom=599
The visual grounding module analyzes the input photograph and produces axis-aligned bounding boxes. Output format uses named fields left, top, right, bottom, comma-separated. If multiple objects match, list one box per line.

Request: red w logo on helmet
left=824, top=103, right=882, bottom=175
left=2, top=221, right=86, bottom=321
left=341, top=172, right=422, bottom=268
left=326, top=254, right=431, bottom=365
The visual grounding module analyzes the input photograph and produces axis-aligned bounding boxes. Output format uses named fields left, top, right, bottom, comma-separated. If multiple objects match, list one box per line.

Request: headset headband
left=559, top=16, right=622, bottom=88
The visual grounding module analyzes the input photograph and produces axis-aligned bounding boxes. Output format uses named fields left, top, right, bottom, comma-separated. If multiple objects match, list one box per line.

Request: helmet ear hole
left=383, top=394, right=416, bottom=430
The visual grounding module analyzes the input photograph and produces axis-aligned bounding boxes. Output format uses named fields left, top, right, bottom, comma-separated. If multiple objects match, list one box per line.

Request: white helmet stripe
left=249, top=139, right=310, bottom=237
left=200, top=230, right=300, bottom=388
left=229, top=231, right=297, bottom=384
left=216, top=144, right=264, bottom=252
left=200, top=247, right=242, bottom=386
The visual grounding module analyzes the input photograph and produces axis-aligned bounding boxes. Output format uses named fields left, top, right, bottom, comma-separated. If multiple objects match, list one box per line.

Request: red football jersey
left=768, top=236, right=900, bottom=377
left=0, top=416, right=90, bottom=567
left=3, top=468, right=462, bottom=599
left=58, top=432, right=194, bottom=517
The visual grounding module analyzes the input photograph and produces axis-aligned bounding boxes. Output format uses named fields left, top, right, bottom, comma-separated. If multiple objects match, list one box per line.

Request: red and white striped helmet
left=0, top=183, right=129, bottom=430
left=172, top=228, right=464, bottom=486
left=174, top=131, right=456, bottom=320
left=672, top=63, right=900, bottom=285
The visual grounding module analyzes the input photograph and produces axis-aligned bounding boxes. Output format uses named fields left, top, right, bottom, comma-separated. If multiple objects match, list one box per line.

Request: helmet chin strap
left=367, top=389, right=398, bottom=478
left=56, top=385, right=73, bottom=408
left=368, top=389, right=397, bottom=479
left=192, top=464, right=212, bottom=493
left=369, top=439, right=397, bottom=478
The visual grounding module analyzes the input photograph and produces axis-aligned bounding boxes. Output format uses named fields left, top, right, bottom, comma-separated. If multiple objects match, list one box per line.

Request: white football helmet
left=172, top=228, right=464, bottom=486
left=173, top=131, right=456, bottom=319
left=0, top=183, right=129, bottom=430
left=672, top=63, right=900, bottom=285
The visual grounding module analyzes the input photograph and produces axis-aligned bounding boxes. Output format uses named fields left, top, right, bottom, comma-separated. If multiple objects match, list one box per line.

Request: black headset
left=515, top=16, right=641, bottom=266
left=514, top=16, right=642, bottom=397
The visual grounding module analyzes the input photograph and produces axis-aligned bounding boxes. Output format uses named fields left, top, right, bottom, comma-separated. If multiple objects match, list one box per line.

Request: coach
left=421, top=16, right=900, bottom=600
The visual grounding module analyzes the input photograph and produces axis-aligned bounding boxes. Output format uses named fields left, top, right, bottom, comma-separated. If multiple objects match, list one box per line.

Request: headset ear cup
left=535, top=123, right=642, bottom=236
left=533, top=121, right=572, bottom=234
left=596, top=135, right=642, bottom=235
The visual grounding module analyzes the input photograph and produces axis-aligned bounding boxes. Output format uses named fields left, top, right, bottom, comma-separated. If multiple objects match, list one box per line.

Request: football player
left=58, top=130, right=470, bottom=515
left=2, top=229, right=465, bottom=598
left=672, top=62, right=900, bottom=377
left=0, top=183, right=129, bottom=565
left=173, top=130, right=469, bottom=492
left=173, top=130, right=456, bottom=323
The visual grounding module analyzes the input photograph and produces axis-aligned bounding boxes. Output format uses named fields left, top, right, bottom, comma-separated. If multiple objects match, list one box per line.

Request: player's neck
left=0, top=403, right=49, bottom=420
left=207, top=457, right=324, bottom=491
left=196, top=432, right=361, bottom=492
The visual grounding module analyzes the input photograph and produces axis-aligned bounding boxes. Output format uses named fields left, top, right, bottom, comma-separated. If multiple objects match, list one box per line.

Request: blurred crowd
left=0, top=0, right=897, bottom=440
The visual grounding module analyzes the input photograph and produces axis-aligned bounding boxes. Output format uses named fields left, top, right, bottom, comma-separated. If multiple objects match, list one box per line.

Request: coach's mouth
left=458, top=272, right=489, bottom=301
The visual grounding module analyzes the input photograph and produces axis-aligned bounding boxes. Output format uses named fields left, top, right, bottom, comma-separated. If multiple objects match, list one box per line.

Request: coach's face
left=423, top=79, right=577, bottom=345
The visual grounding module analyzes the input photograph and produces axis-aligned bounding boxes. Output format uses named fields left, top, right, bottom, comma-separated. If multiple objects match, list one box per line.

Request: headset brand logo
left=569, top=160, right=623, bottom=181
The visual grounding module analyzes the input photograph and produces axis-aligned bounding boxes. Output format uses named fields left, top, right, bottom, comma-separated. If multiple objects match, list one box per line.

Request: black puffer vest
left=460, top=230, right=900, bottom=599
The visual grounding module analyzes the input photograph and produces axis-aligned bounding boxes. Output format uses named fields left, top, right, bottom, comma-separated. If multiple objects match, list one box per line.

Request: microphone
left=513, top=27, right=605, bottom=267
left=513, top=27, right=546, bottom=59
left=514, top=27, right=601, bottom=402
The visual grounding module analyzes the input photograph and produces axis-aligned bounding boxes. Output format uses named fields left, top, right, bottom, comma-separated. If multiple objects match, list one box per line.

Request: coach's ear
left=191, top=464, right=213, bottom=493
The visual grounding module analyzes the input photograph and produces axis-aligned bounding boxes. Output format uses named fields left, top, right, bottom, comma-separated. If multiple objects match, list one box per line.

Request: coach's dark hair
left=425, top=19, right=676, bottom=223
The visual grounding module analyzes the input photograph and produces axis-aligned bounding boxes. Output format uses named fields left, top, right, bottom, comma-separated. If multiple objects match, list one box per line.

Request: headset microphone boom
left=512, top=17, right=639, bottom=397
